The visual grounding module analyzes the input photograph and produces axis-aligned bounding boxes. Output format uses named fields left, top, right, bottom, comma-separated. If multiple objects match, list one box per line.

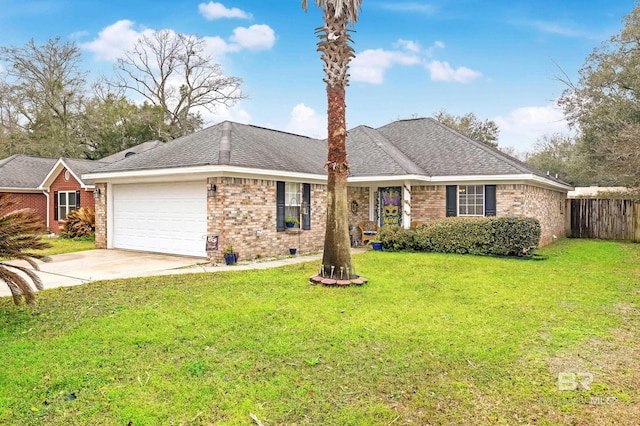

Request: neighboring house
left=84, top=118, right=573, bottom=262
left=0, top=155, right=105, bottom=233
left=0, top=142, right=162, bottom=233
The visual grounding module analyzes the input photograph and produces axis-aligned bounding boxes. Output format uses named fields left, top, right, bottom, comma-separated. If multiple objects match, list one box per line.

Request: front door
left=379, top=186, right=402, bottom=227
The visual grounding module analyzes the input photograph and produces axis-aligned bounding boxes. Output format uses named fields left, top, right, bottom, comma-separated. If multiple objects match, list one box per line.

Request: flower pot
left=371, top=242, right=383, bottom=251
left=289, top=248, right=297, bottom=255
left=285, top=221, right=296, bottom=228
left=223, top=253, right=238, bottom=265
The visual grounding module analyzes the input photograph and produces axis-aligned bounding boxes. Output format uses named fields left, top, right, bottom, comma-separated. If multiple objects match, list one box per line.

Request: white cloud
left=494, top=103, right=571, bottom=152
left=81, top=20, right=154, bottom=62
left=229, top=24, right=276, bottom=51
left=351, top=49, right=421, bottom=84
left=285, top=103, right=326, bottom=139
left=530, top=21, right=584, bottom=38
left=197, top=103, right=251, bottom=127
left=394, top=39, right=420, bottom=53
left=426, top=60, right=482, bottom=83
left=198, top=2, right=252, bottom=20
left=83, top=20, right=276, bottom=62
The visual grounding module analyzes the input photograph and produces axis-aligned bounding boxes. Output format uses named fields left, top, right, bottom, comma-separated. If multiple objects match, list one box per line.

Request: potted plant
left=222, top=245, right=238, bottom=265
left=370, top=239, right=383, bottom=251
left=289, top=247, right=297, bottom=255
left=285, top=216, right=300, bottom=228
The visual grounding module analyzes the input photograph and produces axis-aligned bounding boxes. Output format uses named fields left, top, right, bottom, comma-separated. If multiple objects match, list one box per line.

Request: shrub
left=0, top=193, right=52, bottom=304
left=488, top=217, right=540, bottom=256
left=386, top=217, right=541, bottom=257
left=378, top=225, right=415, bottom=251
left=60, top=207, right=95, bottom=238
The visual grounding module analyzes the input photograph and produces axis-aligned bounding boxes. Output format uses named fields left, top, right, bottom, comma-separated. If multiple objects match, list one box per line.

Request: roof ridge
left=360, top=126, right=425, bottom=175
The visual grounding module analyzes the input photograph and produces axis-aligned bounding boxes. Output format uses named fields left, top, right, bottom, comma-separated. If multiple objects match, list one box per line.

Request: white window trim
left=58, top=190, right=77, bottom=221
left=284, top=182, right=302, bottom=224
left=458, top=185, right=485, bottom=217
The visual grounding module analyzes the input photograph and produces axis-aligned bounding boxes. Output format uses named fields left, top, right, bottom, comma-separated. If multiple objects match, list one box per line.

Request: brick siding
left=206, top=177, right=327, bottom=263
left=49, top=168, right=95, bottom=234
left=3, top=193, right=48, bottom=229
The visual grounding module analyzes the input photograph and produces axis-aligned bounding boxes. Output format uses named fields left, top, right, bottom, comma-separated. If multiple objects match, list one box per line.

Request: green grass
left=1, top=239, right=638, bottom=425
left=35, top=236, right=96, bottom=256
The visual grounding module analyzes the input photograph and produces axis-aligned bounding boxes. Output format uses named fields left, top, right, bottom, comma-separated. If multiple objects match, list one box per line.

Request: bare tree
left=111, top=30, right=243, bottom=138
left=0, top=37, right=87, bottom=157
left=302, top=0, right=363, bottom=279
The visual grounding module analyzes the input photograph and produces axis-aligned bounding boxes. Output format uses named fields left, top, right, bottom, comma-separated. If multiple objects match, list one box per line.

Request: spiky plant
left=61, top=207, right=95, bottom=238
left=0, top=193, right=52, bottom=305
left=302, top=0, right=363, bottom=278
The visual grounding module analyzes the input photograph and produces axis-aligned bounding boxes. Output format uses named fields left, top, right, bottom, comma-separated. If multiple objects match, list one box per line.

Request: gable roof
left=39, top=158, right=109, bottom=188
left=89, top=121, right=328, bottom=175
left=85, top=118, right=571, bottom=190
left=0, top=155, right=108, bottom=190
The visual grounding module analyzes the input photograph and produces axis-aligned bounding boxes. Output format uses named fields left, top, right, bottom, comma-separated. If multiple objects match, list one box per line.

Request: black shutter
left=302, top=183, right=311, bottom=230
left=446, top=185, right=457, bottom=217
left=53, top=191, right=59, bottom=221
left=75, top=190, right=81, bottom=210
left=276, top=181, right=285, bottom=232
left=485, top=185, right=496, bottom=216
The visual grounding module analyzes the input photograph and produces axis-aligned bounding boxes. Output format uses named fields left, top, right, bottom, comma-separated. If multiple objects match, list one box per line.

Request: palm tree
left=0, top=194, right=51, bottom=305
left=302, top=0, right=362, bottom=279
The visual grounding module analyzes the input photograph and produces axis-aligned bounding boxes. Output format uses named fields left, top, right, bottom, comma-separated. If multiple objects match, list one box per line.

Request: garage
left=112, top=181, right=208, bottom=257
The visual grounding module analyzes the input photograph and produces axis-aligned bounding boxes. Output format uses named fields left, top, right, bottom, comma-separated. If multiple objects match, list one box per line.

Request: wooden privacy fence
left=570, top=199, right=640, bottom=242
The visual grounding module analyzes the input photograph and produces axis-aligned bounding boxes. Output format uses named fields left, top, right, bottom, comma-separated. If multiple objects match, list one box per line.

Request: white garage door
left=112, top=181, right=207, bottom=257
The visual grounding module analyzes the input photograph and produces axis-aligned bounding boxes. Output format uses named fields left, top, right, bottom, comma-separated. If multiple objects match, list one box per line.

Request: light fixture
left=207, top=183, right=217, bottom=198
left=93, top=188, right=101, bottom=199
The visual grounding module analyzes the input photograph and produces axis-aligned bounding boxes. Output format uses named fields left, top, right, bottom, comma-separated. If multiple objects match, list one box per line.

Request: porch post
left=403, top=181, right=411, bottom=229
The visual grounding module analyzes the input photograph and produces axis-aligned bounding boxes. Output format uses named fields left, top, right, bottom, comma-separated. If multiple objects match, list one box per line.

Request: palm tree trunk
left=322, top=84, right=354, bottom=277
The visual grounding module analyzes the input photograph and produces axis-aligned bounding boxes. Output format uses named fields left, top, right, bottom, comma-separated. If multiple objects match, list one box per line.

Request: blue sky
left=0, top=0, right=633, bottom=152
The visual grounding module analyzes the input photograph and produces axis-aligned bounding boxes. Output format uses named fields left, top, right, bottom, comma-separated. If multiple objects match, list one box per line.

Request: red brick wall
left=3, top=192, right=48, bottom=229
left=49, top=168, right=95, bottom=234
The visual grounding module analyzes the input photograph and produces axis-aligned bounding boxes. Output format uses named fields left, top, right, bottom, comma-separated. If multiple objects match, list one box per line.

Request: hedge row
left=377, top=217, right=541, bottom=257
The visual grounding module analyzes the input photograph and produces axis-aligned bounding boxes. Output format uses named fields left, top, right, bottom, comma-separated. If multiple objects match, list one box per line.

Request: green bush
left=378, top=225, right=415, bottom=251
left=386, top=217, right=541, bottom=257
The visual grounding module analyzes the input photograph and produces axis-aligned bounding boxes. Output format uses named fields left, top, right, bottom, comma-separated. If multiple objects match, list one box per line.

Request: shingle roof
left=100, top=140, right=164, bottom=163
left=0, top=155, right=57, bottom=189
left=90, top=121, right=328, bottom=175
left=86, top=118, right=568, bottom=187
left=0, top=155, right=107, bottom=189
left=375, top=118, right=526, bottom=176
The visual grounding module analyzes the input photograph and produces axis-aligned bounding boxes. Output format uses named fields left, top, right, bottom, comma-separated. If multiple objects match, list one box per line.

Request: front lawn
left=35, top=236, right=96, bottom=256
left=1, top=239, right=638, bottom=425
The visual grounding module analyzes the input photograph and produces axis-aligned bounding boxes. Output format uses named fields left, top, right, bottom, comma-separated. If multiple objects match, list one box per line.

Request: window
left=56, top=191, right=79, bottom=221
left=285, top=182, right=301, bottom=224
left=276, top=181, right=311, bottom=231
left=446, top=185, right=496, bottom=217
left=458, top=185, right=484, bottom=216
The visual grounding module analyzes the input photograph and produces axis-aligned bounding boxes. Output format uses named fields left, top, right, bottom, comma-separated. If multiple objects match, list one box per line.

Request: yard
left=0, top=239, right=638, bottom=425
left=36, top=236, right=96, bottom=256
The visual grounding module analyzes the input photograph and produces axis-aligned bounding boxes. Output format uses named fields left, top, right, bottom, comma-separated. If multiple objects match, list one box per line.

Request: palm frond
left=0, top=193, right=51, bottom=305
left=302, top=0, right=363, bottom=25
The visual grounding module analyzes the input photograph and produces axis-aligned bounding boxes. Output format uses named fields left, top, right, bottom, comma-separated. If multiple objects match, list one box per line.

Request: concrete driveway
left=0, top=250, right=206, bottom=298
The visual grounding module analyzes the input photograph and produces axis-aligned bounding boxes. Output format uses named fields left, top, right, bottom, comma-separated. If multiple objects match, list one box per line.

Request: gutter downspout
left=44, top=189, right=50, bottom=232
